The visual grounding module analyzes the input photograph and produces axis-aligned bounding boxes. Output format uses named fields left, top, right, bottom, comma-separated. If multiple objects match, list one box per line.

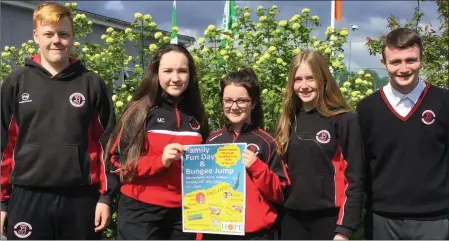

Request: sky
left=75, top=1, right=442, bottom=75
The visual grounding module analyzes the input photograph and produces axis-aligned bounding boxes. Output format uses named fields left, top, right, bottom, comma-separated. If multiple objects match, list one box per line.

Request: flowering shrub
left=190, top=5, right=361, bottom=132
left=340, top=70, right=374, bottom=107
left=0, top=4, right=373, bottom=133
left=0, top=3, right=381, bottom=238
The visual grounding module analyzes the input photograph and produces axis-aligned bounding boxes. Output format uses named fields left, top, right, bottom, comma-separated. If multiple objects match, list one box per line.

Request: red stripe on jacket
left=1, top=116, right=18, bottom=202
left=109, top=129, right=122, bottom=171
left=332, top=145, right=348, bottom=225
left=31, top=54, right=77, bottom=65
left=205, top=129, right=225, bottom=143
left=243, top=129, right=290, bottom=233
left=88, top=112, right=108, bottom=194
left=120, top=130, right=202, bottom=207
left=249, top=130, right=285, bottom=205
left=245, top=160, right=281, bottom=232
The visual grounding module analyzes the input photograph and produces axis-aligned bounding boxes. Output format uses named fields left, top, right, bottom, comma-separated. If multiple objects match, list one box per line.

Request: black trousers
left=6, top=185, right=101, bottom=240
left=280, top=208, right=339, bottom=240
left=364, top=211, right=449, bottom=240
left=202, top=228, right=275, bottom=240
left=117, top=194, right=195, bottom=240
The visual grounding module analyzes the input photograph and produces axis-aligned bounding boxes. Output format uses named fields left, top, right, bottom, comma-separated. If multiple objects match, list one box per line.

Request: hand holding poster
left=181, top=143, right=246, bottom=236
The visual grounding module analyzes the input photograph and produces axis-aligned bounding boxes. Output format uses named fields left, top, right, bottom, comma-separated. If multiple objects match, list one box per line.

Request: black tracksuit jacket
left=284, top=108, right=364, bottom=237
left=1, top=55, right=118, bottom=211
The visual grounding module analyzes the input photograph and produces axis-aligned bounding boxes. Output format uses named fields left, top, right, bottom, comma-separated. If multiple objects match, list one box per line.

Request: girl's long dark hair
left=105, top=44, right=209, bottom=183
left=219, top=67, right=264, bottom=128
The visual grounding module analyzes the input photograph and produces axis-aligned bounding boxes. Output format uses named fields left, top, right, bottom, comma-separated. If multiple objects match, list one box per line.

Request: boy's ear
left=380, top=57, right=387, bottom=69
left=33, top=29, right=39, bottom=45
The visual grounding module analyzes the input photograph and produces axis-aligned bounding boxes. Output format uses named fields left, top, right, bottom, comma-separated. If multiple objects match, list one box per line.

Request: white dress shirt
left=382, top=80, right=426, bottom=117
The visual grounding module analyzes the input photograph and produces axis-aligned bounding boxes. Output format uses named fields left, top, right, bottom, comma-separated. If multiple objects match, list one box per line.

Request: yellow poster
left=182, top=143, right=246, bottom=235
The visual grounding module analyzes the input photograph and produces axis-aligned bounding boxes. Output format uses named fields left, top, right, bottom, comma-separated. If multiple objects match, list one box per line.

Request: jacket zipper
left=232, top=132, right=240, bottom=142
left=174, top=103, right=181, bottom=129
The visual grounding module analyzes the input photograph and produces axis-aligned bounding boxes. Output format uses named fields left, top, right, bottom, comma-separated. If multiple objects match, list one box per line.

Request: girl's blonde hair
left=275, top=50, right=352, bottom=155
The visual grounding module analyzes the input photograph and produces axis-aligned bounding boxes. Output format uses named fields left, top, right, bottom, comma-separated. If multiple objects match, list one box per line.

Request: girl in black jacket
left=276, top=50, right=364, bottom=240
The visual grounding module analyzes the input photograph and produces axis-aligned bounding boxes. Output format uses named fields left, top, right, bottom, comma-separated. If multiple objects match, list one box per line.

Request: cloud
left=104, top=1, right=124, bottom=12
left=179, top=28, right=202, bottom=41
left=343, top=38, right=384, bottom=73
left=75, top=0, right=441, bottom=72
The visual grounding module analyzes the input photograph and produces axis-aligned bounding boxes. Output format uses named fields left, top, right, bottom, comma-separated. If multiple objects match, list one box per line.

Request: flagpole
left=221, top=0, right=230, bottom=43
left=331, top=0, right=335, bottom=33
left=330, top=0, right=336, bottom=55
left=330, top=0, right=336, bottom=74
left=170, top=0, right=178, bottom=44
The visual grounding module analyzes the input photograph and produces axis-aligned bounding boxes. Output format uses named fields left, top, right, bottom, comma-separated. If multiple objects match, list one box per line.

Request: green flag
left=170, top=0, right=178, bottom=44
left=220, top=0, right=237, bottom=46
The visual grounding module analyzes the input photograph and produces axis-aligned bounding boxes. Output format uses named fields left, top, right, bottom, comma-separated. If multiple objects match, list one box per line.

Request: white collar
left=383, top=79, right=426, bottom=106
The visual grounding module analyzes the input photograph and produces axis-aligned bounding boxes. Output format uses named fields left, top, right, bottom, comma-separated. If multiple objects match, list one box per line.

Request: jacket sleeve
left=134, top=154, right=167, bottom=177
left=0, top=77, right=18, bottom=212
left=131, top=115, right=168, bottom=177
left=92, top=78, right=120, bottom=205
left=334, top=112, right=365, bottom=238
left=356, top=101, right=372, bottom=201
left=108, top=127, right=167, bottom=178
left=246, top=137, right=291, bottom=205
left=107, top=131, right=122, bottom=175
left=108, top=148, right=166, bottom=177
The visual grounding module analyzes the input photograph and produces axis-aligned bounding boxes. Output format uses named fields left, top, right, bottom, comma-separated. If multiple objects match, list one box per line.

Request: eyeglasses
left=222, top=98, right=251, bottom=108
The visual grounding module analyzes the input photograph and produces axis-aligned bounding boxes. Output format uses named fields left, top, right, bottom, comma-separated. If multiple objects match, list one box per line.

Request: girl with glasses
left=201, top=68, right=290, bottom=240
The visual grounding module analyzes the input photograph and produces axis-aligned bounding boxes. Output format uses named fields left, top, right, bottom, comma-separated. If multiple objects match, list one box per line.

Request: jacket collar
left=26, top=55, right=84, bottom=80
left=299, top=107, right=318, bottom=114
left=224, top=121, right=258, bottom=135
left=161, top=92, right=184, bottom=106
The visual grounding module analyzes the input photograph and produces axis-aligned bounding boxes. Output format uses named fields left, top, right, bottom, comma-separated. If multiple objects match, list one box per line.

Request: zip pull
left=232, top=131, right=240, bottom=142
left=174, top=103, right=181, bottom=129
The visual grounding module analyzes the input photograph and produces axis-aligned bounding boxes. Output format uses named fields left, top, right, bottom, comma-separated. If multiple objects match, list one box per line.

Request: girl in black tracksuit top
left=276, top=50, right=364, bottom=240
left=199, top=68, right=290, bottom=240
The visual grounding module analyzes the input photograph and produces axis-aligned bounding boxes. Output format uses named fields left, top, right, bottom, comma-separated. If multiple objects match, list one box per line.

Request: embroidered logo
left=421, top=110, right=435, bottom=125
left=69, top=93, right=85, bottom=107
left=189, top=117, right=200, bottom=130
left=157, top=117, right=165, bottom=123
left=316, top=130, right=331, bottom=144
left=246, top=143, right=260, bottom=155
left=19, top=93, right=32, bottom=104
left=13, top=222, right=32, bottom=238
